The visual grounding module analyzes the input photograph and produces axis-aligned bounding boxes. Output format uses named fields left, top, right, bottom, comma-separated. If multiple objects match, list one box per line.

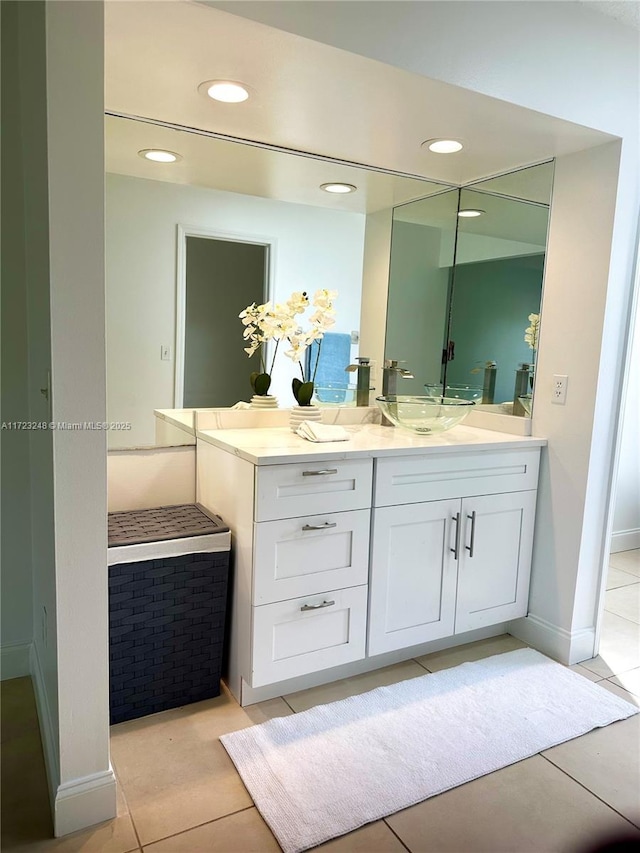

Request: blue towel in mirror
left=306, top=333, right=352, bottom=403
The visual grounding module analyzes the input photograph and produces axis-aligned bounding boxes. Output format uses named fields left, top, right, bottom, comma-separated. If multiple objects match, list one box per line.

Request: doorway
left=175, top=229, right=272, bottom=407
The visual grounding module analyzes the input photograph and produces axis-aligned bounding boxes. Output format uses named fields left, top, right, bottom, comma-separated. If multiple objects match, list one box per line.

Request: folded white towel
left=296, top=421, right=350, bottom=442
left=231, top=401, right=252, bottom=410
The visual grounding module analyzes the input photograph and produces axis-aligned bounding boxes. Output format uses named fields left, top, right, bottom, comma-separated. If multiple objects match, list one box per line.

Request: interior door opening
left=180, top=233, right=269, bottom=408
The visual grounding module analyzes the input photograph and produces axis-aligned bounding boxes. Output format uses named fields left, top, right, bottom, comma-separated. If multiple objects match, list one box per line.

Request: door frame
left=175, top=224, right=277, bottom=406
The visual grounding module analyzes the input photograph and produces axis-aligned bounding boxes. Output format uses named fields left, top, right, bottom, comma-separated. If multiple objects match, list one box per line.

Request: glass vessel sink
left=376, top=395, right=475, bottom=434
left=312, top=384, right=357, bottom=406
left=517, top=395, right=533, bottom=416
left=424, top=384, right=483, bottom=401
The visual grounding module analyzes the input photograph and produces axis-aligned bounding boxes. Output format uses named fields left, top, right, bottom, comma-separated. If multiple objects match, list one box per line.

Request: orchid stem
left=269, top=339, right=280, bottom=375
left=312, top=339, right=322, bottom=384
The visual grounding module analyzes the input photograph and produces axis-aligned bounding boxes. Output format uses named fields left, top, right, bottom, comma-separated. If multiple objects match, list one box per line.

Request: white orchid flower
left=312, top=289, right=337, bottom=309
left=240, top=288, right=339, bottom=392
left=287, top=291, right=309, bottom=314
left=524, top=313, right=540, bottom=350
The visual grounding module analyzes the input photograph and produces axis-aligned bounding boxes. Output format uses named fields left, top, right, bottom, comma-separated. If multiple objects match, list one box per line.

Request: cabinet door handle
left=451, top=512, right=461, bottom=559
left=466, top=510, right=477, bottom=558
left=302, top=468, right=338, bottom=476
left=300, top=599, right=336, bottom=611
left=302, top=522, right=337, bottom=531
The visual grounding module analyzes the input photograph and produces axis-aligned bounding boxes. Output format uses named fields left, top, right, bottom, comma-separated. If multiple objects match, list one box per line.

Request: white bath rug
left=220, top=648, right=638, bottom=853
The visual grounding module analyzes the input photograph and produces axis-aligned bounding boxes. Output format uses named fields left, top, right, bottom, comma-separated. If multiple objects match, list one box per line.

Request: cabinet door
left=368, top=499, right=459, bottom=655
left=455, top=490, right=537, bottom=633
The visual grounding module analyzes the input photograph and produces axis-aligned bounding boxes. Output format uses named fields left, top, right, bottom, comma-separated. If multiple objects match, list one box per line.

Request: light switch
left=161, top=345, right=172, bottom=361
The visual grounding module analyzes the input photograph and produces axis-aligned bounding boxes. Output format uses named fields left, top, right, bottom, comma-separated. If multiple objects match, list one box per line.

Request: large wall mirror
left=385, top=161, right=553, bottom=418
left=105, top=115, right=451, bottom=449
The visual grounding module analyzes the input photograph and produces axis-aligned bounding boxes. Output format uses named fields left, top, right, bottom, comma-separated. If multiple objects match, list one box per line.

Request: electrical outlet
left=350, top=330, right=359, bottom=344
left=161, top=345, right=172, bottom=361
left=552, top=374, right=568, bottom=405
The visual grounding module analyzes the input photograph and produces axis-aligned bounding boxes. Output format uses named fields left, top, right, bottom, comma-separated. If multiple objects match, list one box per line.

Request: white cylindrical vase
left=251, top=395, right=278, bottom=409
left=289, top=405, right=322, bottom=432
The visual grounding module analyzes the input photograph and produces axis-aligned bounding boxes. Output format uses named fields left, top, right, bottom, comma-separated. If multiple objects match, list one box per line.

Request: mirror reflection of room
left=105, top=115, right=448, bottom=449
left=384, top=161, right=553, bottom=418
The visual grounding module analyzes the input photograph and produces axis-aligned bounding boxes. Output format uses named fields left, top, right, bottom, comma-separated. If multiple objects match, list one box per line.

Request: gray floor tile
left=416, top=634, right=527, bottom=672
left=284, top=660, right=427, bottom=713
left=579, top=611, right=640, bottom=677
left=605, top=583, right=640, bottom=625
left=607, top=566, right=639, bottom=590
left=609, top=549, right=640, bottom=577
left=543, top=714, right=640, bottom=825
left=386, top=754, right=638, bottom=853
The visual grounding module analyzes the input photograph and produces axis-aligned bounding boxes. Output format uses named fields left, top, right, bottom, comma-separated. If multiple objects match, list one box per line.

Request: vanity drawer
left=374, top=448, right=540, bottom=507
left=250, top=585, right=367, bottom=688
left=255, top=458, right=373, bottom=521
left=253, top=509, right=370, bottom=605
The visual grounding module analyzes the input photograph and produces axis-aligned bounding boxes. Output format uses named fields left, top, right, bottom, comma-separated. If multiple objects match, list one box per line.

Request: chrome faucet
left=345, top=357, right=372, bottom=406
left=382, top=359, right=414, bottom=396
left=381, top=360, right=414, bottom=426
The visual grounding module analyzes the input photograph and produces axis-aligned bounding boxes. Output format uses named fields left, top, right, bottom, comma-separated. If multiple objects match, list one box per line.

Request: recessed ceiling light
left=320, top=183, right=357, bottom=194
left=422, top=138, right=464, bottom=154
left=457, top=208, right=485, bottom=218
left=199, top=80, right=250, bottom=103
left=138, top=149, right=182, bottom=163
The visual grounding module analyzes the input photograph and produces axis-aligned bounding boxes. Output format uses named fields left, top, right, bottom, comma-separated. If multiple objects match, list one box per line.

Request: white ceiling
left=105, top=1, right=614, bottom=189
left=105, top=115, right=450, bottom=213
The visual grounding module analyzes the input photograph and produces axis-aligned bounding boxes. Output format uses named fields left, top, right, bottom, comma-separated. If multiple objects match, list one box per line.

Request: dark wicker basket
left=108, top=505, right=230, bottom=725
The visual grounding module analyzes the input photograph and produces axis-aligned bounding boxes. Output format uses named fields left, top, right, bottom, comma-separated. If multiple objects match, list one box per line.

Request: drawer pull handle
left=302, top=522, right=337, bottom=531
left=466, top=510, right=477, bottom=558
left=302, top=468, right=338, bottom=476
left=451, top=512, right=461, bottom=560
left=300, top=600, right=336, bottom=612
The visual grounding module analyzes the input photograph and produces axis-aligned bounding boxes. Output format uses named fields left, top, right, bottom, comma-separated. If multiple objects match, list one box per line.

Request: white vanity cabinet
left=197, top=426, right=543, bottom=705
left=368, top=448, right=540, bottom=655
left=197, top=439, right=373, bottom=700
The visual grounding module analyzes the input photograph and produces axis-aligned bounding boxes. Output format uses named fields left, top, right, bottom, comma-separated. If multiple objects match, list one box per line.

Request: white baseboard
left=0, top=642, right=31, bottom=680
left=508, top=614, right=596, bottom=665
left=30, top=642, right=60, bottom=809
left=610, top=528, right=640, bottom=553
left=30, top=642, right=117, bottom=836
left=54, top=767, right=117, bottom=837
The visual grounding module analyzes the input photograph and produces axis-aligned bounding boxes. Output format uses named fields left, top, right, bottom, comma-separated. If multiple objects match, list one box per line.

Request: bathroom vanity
left=196, top=424, right=545, bottom=705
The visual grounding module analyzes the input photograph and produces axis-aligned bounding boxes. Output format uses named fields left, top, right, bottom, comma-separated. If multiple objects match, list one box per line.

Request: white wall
left=108, top=447, right=196, bottom=511
left=611, top=259, right=640, bottom=553
left=46, top=0, right=115, bottom=835
left=1, top=0, right=61, bottom=796
left=106, top=173, right=365, bottom=446
left=0, top=0, right=36, bottom=681
left=224, top=1, right=640, bottom=661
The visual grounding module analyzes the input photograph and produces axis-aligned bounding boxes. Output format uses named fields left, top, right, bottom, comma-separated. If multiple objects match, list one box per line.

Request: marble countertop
left=196, top=423, right=546, bottom=466
left=154, top=409, right=196, bottom=434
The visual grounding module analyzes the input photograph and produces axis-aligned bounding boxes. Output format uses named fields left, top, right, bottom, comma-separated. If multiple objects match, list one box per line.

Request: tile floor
left=2, top=550, right=639, bottom=852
